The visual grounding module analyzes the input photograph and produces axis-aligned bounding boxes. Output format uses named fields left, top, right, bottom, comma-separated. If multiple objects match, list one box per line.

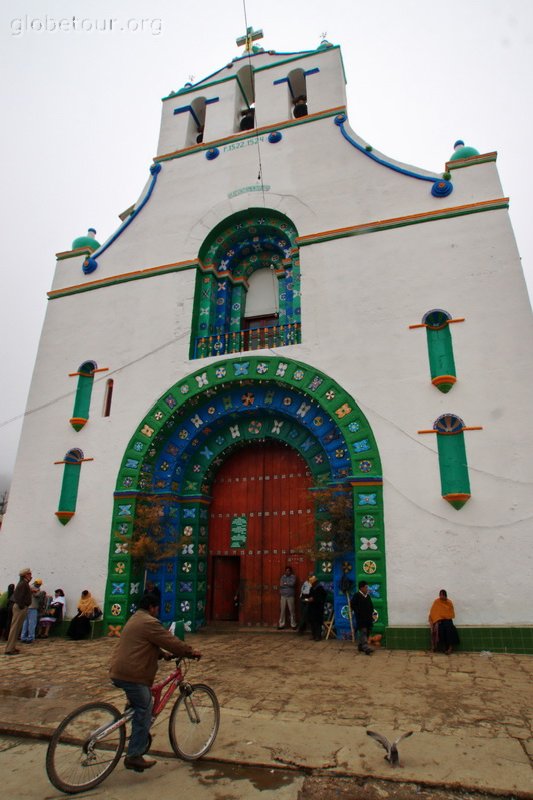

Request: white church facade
left=2, top=31, right=532, bottom=651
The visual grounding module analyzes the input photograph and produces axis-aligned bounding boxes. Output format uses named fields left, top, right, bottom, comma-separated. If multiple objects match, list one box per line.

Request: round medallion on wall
left=363, top=560, right=377, bottom=574
left=431, top=179, right=453, bottom=197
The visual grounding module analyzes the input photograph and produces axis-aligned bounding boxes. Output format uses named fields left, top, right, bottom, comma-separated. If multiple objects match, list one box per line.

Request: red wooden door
left=211, top=557, right=240, bottom=620
left=208, top=442, right=314, bottom=626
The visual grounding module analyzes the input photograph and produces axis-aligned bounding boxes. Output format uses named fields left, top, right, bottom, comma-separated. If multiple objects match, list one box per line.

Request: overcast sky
left=1, top=0, right=532, bottom=492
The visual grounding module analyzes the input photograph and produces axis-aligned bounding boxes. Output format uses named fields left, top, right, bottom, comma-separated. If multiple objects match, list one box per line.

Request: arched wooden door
left=208, top=442, right=314, bottom=626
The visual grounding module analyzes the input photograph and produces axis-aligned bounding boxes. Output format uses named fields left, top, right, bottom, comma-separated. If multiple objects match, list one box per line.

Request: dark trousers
left=357, top=626, right=372, bottom=652
left=298, top=599, right=309, bottom=632
left=309, top=616, right=323, bottom=641
left=112, top=679, right=153, bottom=756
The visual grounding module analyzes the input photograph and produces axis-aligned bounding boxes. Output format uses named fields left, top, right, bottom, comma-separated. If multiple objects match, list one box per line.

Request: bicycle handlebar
left=175, top=652, right=201, bottom=664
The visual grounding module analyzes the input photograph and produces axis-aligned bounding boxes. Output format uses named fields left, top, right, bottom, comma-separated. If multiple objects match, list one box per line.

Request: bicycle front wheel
left=46, top=701, right=126, bottom=794
left=169, top=684, right=220, bottom=760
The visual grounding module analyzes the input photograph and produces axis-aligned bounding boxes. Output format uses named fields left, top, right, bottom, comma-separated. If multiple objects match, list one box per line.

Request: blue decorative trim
left=82, top=163, right=163, bottom=274
left=268, top=131, right=282, bottom=144
left=205, top=148, right=220, bottom=161
left=334, top=116, right=453, bottom=195
left=431, top=179, right=453, bottom=198
left=83, top=257, right=98, bottom=275
left=274, top=68, right=319, bottom=99
left=174, top=98, right=220, bottom=126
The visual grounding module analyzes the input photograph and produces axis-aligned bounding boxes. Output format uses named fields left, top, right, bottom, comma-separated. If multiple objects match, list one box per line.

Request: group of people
left=278, top=566, right=327, bottom=641
left=278, top=566, right=377, bottom=650
left=278, top=566, right=459, bottom=655
left=2, top=567, right=101, bottom=655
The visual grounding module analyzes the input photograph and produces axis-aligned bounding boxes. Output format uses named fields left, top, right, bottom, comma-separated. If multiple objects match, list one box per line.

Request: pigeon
left=366, top=729, right=413, bottom=767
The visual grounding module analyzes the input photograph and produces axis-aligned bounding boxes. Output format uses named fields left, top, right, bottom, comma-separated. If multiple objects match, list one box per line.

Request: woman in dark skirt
left=428, top=589, right=460, bottom=654
left=67, top=590, right=101, bottom=640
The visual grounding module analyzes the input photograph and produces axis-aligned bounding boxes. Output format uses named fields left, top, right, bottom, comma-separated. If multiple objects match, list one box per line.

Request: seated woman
left=38, top=589, right=66, bottom=638
left=67, top=590, right=101, bottom=640
left=428, top=589, right=460, bottom=654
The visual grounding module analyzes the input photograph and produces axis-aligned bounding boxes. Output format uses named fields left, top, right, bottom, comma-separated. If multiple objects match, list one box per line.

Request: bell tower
left=156, top=34, right=347, bottom=155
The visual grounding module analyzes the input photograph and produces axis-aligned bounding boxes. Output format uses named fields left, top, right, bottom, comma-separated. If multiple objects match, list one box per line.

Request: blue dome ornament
left=205, top=148, right=220, bottom=161
left=450, top=139, right=480, bottom=162
left=431, top=179, right=453, bottom=198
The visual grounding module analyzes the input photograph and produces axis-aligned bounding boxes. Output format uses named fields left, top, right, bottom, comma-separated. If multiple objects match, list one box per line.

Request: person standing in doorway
left=297, top=574, right=312, bottom=634
left=4, top=568, right=33, bottom=655
left=278, top=566, right=297, bottom=629
left=350, top=580, right=375, bottom=655
left=307, top=575, right=327, bottom=641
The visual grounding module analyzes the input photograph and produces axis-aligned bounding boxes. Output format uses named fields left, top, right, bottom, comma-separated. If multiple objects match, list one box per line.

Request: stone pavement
left=0, top=630, right=532, bottom=797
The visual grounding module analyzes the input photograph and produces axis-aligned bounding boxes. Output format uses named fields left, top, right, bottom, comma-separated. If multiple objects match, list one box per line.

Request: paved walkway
left=1, top=631, right=532, bottom=797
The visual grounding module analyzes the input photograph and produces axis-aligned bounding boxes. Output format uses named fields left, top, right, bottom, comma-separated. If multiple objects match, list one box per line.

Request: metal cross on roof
left=236, top=25, right=264, bottom=53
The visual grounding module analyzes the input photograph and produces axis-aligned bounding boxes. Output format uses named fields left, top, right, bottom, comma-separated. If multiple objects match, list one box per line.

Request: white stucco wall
left=2, top=45, right=532, bottom=628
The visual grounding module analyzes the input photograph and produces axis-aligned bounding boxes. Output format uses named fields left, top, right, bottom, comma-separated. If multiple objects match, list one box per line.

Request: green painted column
left=55, top=448, right=87, bottom=525
left=436, top=430, right=471, bottom=509
left=426, top=324, right=456, bottom=393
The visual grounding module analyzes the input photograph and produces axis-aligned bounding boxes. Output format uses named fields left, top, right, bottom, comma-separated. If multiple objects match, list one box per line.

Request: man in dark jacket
left=307, top=575, right=327, bottom=641
left=350, top=580, right=375, bottom=655
left=110, top=593, right=201, bottom=772
left=4, top=567, right=32, bottom=655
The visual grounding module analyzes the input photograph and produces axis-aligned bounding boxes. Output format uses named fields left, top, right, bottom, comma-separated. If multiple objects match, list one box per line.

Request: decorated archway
left=103, top=355, right=387, bottom=638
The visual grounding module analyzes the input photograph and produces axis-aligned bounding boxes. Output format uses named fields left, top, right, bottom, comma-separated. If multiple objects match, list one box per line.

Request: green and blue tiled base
left=385, top=626, right=533, bottom=655
left=49, top=618, right=185, bottom=641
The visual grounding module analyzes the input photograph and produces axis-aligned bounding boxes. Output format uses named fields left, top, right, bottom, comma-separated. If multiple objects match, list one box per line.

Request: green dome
left=449, top=140, right=480, bottom=161
left=72, top=228, right=100, bottom=251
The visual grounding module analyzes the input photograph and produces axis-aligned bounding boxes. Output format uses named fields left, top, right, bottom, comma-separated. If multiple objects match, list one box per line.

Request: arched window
left=103, top=379, right=114, bottom=417
left=243, top=267, right=280, bottom=350
left=188, top=96, right=207, bottom=144
left=55, top=448, right=90, bottom=525
left=191, top=210, right=301, bottom=359
left=288, top=68, right=308, bottom=118
left=235, top=65, right=255, bottom=131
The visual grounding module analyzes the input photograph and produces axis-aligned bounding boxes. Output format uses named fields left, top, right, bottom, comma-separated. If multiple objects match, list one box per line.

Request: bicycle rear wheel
left=168, top=684, right=220, bottom=760
left=46, top=701, right=126, bottom=794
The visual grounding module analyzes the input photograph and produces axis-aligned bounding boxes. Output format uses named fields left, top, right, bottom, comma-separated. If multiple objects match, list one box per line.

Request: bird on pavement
left=366, top=729, right=413, bottom=766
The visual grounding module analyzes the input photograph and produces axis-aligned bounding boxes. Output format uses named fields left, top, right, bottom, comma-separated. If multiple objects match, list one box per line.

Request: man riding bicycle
left=109, top=592, right=201, bottom=772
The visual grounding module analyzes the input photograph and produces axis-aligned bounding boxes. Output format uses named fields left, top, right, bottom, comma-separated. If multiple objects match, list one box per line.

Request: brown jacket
left=109, top=609, right=193, bottom=686
left=13, top=578, right=32, bottom=610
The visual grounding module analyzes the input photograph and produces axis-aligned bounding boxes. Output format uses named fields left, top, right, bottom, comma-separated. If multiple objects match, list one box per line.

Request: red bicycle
left=46, top=656, right=220, bottom=794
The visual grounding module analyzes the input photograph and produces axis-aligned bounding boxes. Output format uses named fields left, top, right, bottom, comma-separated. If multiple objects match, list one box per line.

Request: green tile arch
left=104, top=355, right=386, bottom=635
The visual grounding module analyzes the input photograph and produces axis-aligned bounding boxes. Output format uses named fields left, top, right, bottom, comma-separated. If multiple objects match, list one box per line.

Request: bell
left=240, top=109, right=255, bottom=131
left=293, top=96, right=308, bottom=118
